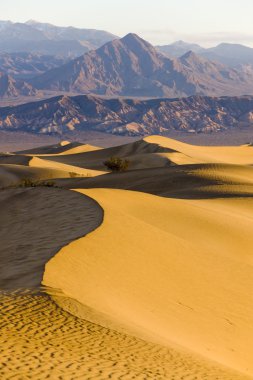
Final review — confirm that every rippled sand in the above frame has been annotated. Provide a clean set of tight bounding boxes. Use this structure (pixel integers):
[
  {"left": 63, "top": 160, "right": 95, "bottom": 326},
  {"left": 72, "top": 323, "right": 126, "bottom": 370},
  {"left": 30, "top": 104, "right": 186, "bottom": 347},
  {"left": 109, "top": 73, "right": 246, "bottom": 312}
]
[{"left": 0, "top": 290, "right": 249, "bottom": 380}]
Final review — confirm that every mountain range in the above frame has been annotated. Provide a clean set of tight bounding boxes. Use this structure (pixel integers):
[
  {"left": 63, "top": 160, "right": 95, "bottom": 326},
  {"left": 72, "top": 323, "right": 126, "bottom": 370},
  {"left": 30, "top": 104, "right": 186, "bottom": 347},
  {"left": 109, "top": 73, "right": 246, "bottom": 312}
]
[
  {"left": 0, "top": 20, "right": 117, "bottom": 57},
  {"left": 0, "top": 21, "right": 253, "bottom": 100},
  {"left": 30, "top": 33, "right": 253, "bottom": 98},
  {"left": 1, "top": 93, "right": 253, "bottom": 135},
  {"left": 158, "top": 41, "right": 253, "bottom": 68}
]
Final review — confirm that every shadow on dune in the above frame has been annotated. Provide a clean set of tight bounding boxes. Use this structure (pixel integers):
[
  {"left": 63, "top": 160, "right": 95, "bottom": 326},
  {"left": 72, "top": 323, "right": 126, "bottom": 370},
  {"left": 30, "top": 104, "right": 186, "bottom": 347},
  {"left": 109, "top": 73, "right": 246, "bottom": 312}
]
[
  {"left": 0, "top": 187, "right": 103, "bottom": 290},
  {"left": 54, "top": 164, "right": 253, "bottom": 200}
]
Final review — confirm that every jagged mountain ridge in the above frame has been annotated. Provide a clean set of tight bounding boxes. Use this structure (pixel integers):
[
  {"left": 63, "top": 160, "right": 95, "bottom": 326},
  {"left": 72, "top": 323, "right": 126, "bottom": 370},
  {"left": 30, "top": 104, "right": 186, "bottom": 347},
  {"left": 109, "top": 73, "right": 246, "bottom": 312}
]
[
  {"left": 30, "top": 33, "right": 253, "bottom": 97},
  {"left": 1, "top": 94, "right": 253, "bottom": 135}
]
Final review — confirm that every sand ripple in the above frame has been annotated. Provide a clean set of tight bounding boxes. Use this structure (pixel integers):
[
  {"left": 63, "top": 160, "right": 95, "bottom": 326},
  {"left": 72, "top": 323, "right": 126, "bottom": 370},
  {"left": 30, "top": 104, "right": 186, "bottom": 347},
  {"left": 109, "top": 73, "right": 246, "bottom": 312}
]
[{"left": 0, "top": 290, "right": 249, "bottom": 380}]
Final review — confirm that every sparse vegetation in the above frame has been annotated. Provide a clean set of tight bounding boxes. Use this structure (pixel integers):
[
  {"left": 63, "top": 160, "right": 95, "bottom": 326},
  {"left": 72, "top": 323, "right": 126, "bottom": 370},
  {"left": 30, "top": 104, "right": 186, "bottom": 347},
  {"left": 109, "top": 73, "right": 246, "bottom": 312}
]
[
  {"left": 69, "top": 172, "right": 79, "bottom": 178},
  {"left": 69, "top": 172, "right": 92, "bottom": 178},
  {"left": 104, "top": 157, "right": 129, "bottom": 172},
  {"left": 18, "top": 178, "right": 56, "bottom": 188}
]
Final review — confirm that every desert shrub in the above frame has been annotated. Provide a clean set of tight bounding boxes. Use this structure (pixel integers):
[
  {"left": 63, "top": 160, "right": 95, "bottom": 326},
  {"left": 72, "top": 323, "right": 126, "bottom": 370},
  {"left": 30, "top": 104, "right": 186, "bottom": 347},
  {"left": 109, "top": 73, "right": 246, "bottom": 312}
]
[
  {"left": 104, "top": 156, "right": 129, "bottom": 172},
  {"left": 18, "top": 178, "right": 56, "bottom": 188},
  {"left": 69, "top": 172, "right": 79, "bottom": 178}
]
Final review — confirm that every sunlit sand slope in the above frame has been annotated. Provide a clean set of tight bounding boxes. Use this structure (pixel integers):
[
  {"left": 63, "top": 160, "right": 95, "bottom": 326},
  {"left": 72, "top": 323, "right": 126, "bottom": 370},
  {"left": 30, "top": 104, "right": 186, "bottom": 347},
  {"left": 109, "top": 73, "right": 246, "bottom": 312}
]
[
  {"left": 0, "top": 291, "right": 249, "bottom": 380},
  {"left": 44, "top": 189, "right": 253, "bottom": 377},
  {"left": 0, "top": 187, "right": 103, "bottom": 289},
  {"left": 29, "top": 157, "right": 106, "bottom": 177},
  {"left": 144, "top": 135, "right": 253, "bottom": 165}
]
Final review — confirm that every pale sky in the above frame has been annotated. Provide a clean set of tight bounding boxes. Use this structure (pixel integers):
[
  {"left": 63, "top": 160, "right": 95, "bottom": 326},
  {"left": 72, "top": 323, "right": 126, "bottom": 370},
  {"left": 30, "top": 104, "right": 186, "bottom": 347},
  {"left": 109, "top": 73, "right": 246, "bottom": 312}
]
[{"left": 1, "top": 0, "right": 253, "bottom": 47}]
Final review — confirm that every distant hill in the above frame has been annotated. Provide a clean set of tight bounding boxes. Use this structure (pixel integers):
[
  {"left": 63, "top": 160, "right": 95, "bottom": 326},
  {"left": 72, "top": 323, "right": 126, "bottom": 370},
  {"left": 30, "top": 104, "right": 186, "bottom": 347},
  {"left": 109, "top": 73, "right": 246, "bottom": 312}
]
[
  {"left": 0, "top": 20, "right": 118, "bottom": 57},
  {"left": 0, "top": 72, "right": 38, "bottom": 98},
  {"left": 157, "top": 40, "right": 205, "bottom": 57},
  {"left": 1, "top": 93, "right": 253, "bottom": 135},
  {"left": 158, "top": 41, "right": 253, "bottom": 68},
  {"left": 31, "top": 33, "right": 253, "bottom": 98},
  {"left": 0, "top": 52, "right": 68, "bottom": 80},
  {"left": 202, "top": 43, "right": 253, "bottom": 67}
]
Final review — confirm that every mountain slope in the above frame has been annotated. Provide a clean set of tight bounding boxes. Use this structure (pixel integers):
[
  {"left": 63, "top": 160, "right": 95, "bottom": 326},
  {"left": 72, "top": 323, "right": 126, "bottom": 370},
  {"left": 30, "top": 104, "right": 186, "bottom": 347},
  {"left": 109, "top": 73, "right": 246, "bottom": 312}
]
[
  {"left": 1, "top": 94, "right": 253, "bottom": 135},
  {"left": 31, "top": 33, "right": 253, "bottom": 97}
]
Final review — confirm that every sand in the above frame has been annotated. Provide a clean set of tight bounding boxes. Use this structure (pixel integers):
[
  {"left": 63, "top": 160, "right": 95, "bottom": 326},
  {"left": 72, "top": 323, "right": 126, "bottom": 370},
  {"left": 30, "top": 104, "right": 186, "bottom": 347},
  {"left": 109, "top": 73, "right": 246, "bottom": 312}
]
[{"left": 1, "top": 135, "right": 253, "bottom": 379}]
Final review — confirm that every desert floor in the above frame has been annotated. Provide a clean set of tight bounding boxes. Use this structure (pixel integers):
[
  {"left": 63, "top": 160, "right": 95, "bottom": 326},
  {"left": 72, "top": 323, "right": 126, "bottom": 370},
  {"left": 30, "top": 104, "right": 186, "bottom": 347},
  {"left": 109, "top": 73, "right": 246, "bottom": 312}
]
[{"left": 1, "top": 135, "right": 253, "bottom": 379}]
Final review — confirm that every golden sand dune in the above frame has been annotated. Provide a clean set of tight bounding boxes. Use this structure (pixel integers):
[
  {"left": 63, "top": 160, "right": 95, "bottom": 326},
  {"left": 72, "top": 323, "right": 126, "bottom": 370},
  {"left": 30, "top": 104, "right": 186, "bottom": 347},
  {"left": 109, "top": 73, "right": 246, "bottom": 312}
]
[
  {"left": 33, "top": 135, "right": 253, "bottom": 174},
  {"left": 0, "top": 184, "right": 245, "bottom": 379},
  {"left": 38, "top": 139, "right": 174, "bottom": 171},
  {"left": 29, "top": 156, "right": 106, "bottom": 177},
  {"left": 44, "top": 188, "right": 253, "bottom": 377},
  {"left": 145, "top": 135, "right": 253, "bottom": 165}
]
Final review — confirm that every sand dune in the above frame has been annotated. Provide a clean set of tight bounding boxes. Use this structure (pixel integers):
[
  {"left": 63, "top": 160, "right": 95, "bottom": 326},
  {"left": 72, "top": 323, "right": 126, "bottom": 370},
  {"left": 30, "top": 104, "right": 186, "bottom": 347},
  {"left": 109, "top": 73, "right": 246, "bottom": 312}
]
[
  {"left": 1, "top": 135, "right": 253, "bottom": 379},
  {"left": 34, "top": 135, "right": 253, "bottom": 173},
  {"left": 37, "top": 139, "right": 174, "bottom": 171},
  {"left": 44, "top": 188, "right": 253, "bottom": 377},
  {"left": 145, "top": 135, "right": 253, "bottom": 165},
  {"left": 29, "top": 156, "right": 106, "bottom": 177}
]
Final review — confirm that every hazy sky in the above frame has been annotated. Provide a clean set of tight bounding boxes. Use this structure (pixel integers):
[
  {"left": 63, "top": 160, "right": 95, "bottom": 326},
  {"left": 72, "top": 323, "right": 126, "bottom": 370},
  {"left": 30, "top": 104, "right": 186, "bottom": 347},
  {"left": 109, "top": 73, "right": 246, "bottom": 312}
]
[{"left": 1, "top": 0, "right": 253, "bottom": 47}]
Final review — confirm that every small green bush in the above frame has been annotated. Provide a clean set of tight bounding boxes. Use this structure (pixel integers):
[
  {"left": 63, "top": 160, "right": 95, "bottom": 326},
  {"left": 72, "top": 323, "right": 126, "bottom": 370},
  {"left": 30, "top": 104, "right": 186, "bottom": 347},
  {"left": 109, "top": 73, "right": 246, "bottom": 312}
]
[{"left": 104, "top": 157, "right": 129, "bottom": 172}]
